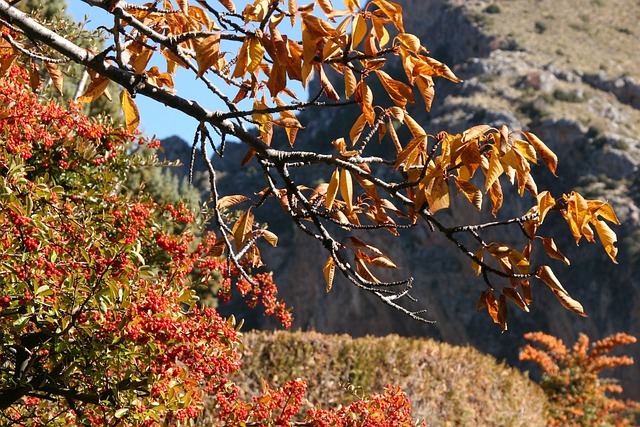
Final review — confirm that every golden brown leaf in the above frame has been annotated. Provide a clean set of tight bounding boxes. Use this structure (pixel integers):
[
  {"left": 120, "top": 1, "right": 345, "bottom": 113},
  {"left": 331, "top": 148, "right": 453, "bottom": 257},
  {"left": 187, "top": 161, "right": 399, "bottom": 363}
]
[
  {"left": 325, "top": 169, "right": 340, "bottom": 209},
  {"left": 403, "top": 113, "right": 426, "bottom": 138},
  {"left": 119, "top": 89, "right": 140, "bottom": 132},
  {"left": 415, "top": 75, "right": 434, "bottom": 112},
  {"left": 44, "top": 63, "right": 64, "bottom": 95},
  {"left": 216, "top": 195, "right": 251, "bottom": 210},
  {"left": 344, "top": 67, "right": 357, "bottom": 99},
  {"left": 195, "top": 34, "right": 221, "bottom": 77},
  {"left": 523, "top": 131, "right": 557, "bottom": 176},
  {"left": 538, "top": 237, "right": 570, "bottom": 265},
  {"left": 593, "top": 219, "right": 618, "bottom": 263},
  {"left": 454, "top": 178, "right": 482, "bottom": 211},
  {"left": 77, "top": 75, "right": 110, "bottom": 103},
  {"left": 471, "top": 248, "right": 484, "bottom": 276},
  {"left": 375, "top": 69, "right": 414, "bottom": 108},
  {"left": 484, "top": 148, "right": 504, "bottom": 193},
  {"left": 323, "top": 256, "right": 336, "bottom": 292},
  {"left": 339, "top": 168, "right": 354, "bottom": 212},
  {"left": 349, "top": 113, "right": 367, "bottom": 144},
  {"left": 372, "top": 0, "right": 404, "bottom": 32},
  {"left": 217, "top": 0, "right": 236, "bottom": 13},
  {"left": 261, "top": 229, "right": 278, "bottom": 247},
  {"left": 488, "top": 180, "right": 503, "bottom": 217},
  {"left": 351, "top": 13, "right": 367, "bottom": 48},
  {"left": 498, "top": 294, "right": 508, "bottom": 332},
  {"left": 536, "top": 265, "right": 587, "bottom": 317},
  {"left": 232, "top": 208, "right": 254, "bottom": 251}
]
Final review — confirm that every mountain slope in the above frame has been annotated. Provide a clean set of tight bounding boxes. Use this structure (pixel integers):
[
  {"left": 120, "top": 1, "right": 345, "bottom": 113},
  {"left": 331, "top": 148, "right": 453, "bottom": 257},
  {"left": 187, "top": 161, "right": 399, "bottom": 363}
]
[{"left": 160, "top": 0, "right": 640, "bottom": 397}]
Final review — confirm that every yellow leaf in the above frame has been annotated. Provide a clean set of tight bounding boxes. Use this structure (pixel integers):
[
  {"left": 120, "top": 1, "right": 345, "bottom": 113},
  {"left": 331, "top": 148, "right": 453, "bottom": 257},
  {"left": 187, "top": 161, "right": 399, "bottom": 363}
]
[
  {"left": 356, "top": 81, "right": 375, "bottom": 125},
  {"left": 247, "top": 37, "right": 264, "bottom": 74},
  {"left": 366, "top": 255, "right": 398, "bottom": 269},
  {"left": 589, "top": 200, "right": 620, "bottom": 225},
  {"left": 323, "top": 256, "right": 336, "bottom": 292},
  {"left": 77, "top": 76, "right": 110, "bottom": 103},
  {"left": 396, "top": 33, "right": 422, "bottom": 52},
  {"left": 394, "top": 136, "right": 426, "bottom": 171},
  {"left": 426, "top": 175, "right": 450, "bottom": 214},
  {"left": 119, "top": 89, "right": 140, "bottom": 131},
  {"left": 44, "top": 63, "right": 64, "bottom": 95},
  {"left": 351, "top": 14, "right": 367, "bottom": 48},
  {"left": 288, "top": 0, "right": 297, "bottom": 26},
  {"left": 523, "top": 131, "right": 557, "bottom": 176},
  {"left": 593, "top": 219, "right": 618, "bottom": 263},
  {"left": 463, "top": 125, "right": 491, "bottom": 143},
  {"left": 262, "top": 229, "right": 278, "bottom": 247},
  {"left": 339, "top": 168, "right": 353, "bottom": 212},
  {"left": 471, "top": 248, "right": 484, "bottom": 276},
  {"left": 325, "top": 169, "right": 340, "bottom": 209}
]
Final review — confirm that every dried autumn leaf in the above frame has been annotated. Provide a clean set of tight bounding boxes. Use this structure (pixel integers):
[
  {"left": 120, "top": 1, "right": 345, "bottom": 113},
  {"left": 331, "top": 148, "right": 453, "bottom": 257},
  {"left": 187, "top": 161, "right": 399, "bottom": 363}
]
[
  {"left": 344, "top": 66, "right": 357, "bottom": 99},
  {"left": 316, "top": 0, "right": 333, "bottom": 14},
  {"left": 339, "top": 168, "right": 354, "bottom": 212},
  {"left": 177, "top": 0, "right": 189, "bottom": 14},
  {"left": 349, "top": 113, "right": 367, "bottom": 144},
  {"left": 498, "top": 294, "right": 508, "bottom": 332},
  {"left": 216, "top": 195, "right": 251, "bottom": 210},
  {"left": 77, "top": 76, "right": 110, "bottom": 103},
  {"left": 523, "top": 131, "right": 557, "bottom": 176},
  {"left": 375, "top": 69, "right": 414, "bottom": 107},
  {"left": 119, "top": 89, "right": 140, "bottom": 131},
  {"left": 232, "top": 208, "right": 254, "bottom": 251},
  {"left": 366, "top": 254, "right": 399, "bottom": 269},
  {"left": 536, "top": 265, "right": 587, "bottom": 317},
  {"left": 372, "top": 0, "right": 404, "bottom": 32},
  {"left": 355, "top": 255, "right": 380, "bottom": 283},
  {"left": 217, "top": 0, "right": 236, "bottom": 13},
  {"left": 484, "top": 148, "right": 504, "bottom": 193},
  {"left": 593, "top": 219, "right": 618, "bottom": 263},
  {"left": 538, "top": 237, "right": 570, "bottom": 265},
  {"left": 471, "top": 248, "right": 484, "bottom": 276},
  {"left": 44, "top": 63, "right": 64, "bottom": 95},
  {"left": 195, "top": 34, "right": 221, "bottom": 77},
  {"left": 351, "top": 13, "right": 367, "bottom": 48},
  {"left": 454, "top": 178, "right": 482, "bottom": 211},
  {"left": 325, "top": 169, "right": 340, "bottom": 209},
  {"left": 503, "top": 287, "right": 529, "bottom": 313},
  {"left": 247, "top": 37, "right": 264, "bottom": 74},
  {"left": 261, "top": 229, "right": 278, "bottom": 247},
  {"left": 323, "top": 256, "right": 336, "bottom": 292}
]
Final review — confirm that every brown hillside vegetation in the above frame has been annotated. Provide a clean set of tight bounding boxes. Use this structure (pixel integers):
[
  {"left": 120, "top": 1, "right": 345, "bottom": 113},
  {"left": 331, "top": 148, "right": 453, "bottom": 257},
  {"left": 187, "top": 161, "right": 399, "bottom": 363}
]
[{"left": 199, "top": 331, "right": 548, "bottom": 426}]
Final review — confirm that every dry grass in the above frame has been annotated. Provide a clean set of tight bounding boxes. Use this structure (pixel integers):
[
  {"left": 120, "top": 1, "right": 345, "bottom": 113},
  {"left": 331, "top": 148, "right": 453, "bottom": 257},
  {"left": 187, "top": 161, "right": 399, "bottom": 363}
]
[
  {"left": 468, "top": 0, "right": 640, "bottom": 79},
  {"left": 207, "top": 331, "right": 548, "bottom": 427}
]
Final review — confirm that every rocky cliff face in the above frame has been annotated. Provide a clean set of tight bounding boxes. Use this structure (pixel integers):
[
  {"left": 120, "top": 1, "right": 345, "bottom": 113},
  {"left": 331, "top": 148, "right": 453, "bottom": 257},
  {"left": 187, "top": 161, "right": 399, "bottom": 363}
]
[{"left": 161, "top": 0, "right": 640, "bottom": 397}]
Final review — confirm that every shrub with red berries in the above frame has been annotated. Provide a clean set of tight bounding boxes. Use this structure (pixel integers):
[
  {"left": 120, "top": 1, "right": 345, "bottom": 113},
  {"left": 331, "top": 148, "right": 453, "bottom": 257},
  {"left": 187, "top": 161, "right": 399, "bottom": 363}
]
[{"left": 0, "top": 64, "right": 419, "bottom": 426}]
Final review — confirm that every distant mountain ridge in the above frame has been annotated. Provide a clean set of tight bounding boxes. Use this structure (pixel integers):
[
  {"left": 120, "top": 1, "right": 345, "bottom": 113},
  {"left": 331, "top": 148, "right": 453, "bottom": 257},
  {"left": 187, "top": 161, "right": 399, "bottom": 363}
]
[{"left": 160, "top": 0, "right": 640, "bottom": 398}]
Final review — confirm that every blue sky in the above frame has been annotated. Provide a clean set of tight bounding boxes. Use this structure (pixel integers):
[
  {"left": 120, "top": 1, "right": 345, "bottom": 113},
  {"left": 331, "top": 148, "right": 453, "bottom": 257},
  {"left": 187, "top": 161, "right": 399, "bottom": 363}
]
[{"left": 66, "top": 0, "right": 348, "bottom": 142}]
